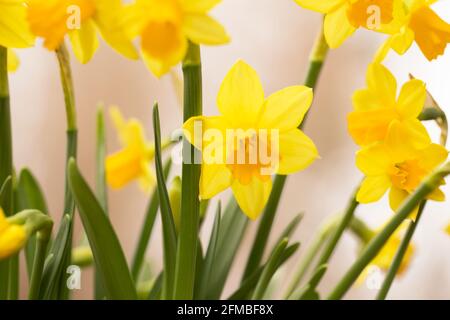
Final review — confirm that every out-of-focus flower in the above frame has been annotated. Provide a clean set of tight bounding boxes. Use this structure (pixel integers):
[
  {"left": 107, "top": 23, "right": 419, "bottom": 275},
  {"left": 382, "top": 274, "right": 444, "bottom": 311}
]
[
  {"left": 348, "top": 63, "right": 430, "bottom": 148},
  {"left": 0, "top": 208, "right": 27, "bottom": 261},
  {"left": 27, "top": 0, "right": 138, "bottom": 63},
  {"left": 356, "top": 126, "right": 448, "bottom": 211},
  {"left": 294, "top": 0, "right": 402, "bottom": 48},
  {"left": 0, "top": 0, "right": 35, "bottom": 48},
  {"left": 105, "top": 107, "right": 157, "bottom": 193},
  {"left": 445, "top": 223, "right": 450, "bottom": 235},
  {"left": 123, "top": 0, "right": 230, "bottom": 77},
  {"left": 183, "top": 60, "right": 318, "bottom": 219},
  {"left": 376, "top": 0, "right": 450, "bottom": 61},
  {"left": 7, "top": 49, "right": 19, "bottom": 72}
]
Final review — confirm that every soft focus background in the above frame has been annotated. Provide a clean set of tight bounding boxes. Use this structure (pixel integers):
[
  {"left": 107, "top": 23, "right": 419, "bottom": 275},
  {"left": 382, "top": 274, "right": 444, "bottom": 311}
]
[{"left": 10, "top": 0, "right": 450, "bottom": 299}]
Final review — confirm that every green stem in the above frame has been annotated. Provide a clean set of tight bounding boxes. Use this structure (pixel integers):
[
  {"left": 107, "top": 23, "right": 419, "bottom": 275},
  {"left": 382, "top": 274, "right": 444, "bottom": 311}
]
[
  {"left": 314, "top": 187, "right": 359, "bottom": 269},
  {"left": 349, "top": 216, "right": 376, "bottom": 244},
  {"left": 241, "top": 26, "right": 328, "bottom": 281},
  {"left": 55, "top": 42, "right": 77, "bottom": 300},
  {"left": 376, "top": 202, "right": 426, "bottom": 300},
  {"left": 0, "top": 46, "right": 14, "bottom": 299},
  {"left": 173, "top": 43, "right": 202, "bottom": 299},
  {"left": 328, "top": 163, "right": 450, "bottom": 299},
  {"left": 284, "top": 214, "right": 340, "bottom": 298}
]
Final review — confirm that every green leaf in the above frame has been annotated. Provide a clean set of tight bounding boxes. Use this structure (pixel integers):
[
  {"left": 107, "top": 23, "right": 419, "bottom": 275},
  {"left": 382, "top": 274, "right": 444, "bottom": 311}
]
[
  {"left": 148, "top": 273, "right": 163, "bottom": 300},
  {"left": 196, "top": 202, "right": 221, "bottom": 299},
  {"left": 16, "top": 168, "right": 50, "bottom": 277},
  {"left": 275, "top": 213, "right": 303, "bottom": 246},
  {"left": 68, "top": 159, "right": 137, "bottom": 299},
  {"left": 252, "top": 238, "right": 289, "bottom": 300},
  {"left": 38, "top": 214, "right": 72, "bottom": 299},
  {"left": 205, "top": 200, "right": 248, "bottom": 299},
  {"left": 292, "top": 264, "right": 327, "bottom": 300},
  {"left": 0, "top": 175, "right": 11, "bottom": 206},
  {"left": 228, "top": 242, "right": 299, "bottom": 300},
  {"left": 131, "top": 159, "right": 172, "bottom": 280},
  {"left": 152, "top": 104, "right": 177, "bottom": 299}
]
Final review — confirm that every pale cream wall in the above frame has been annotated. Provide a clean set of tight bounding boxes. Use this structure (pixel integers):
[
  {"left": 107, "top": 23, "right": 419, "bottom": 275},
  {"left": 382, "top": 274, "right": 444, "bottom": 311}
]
[{"left": 10, "top": 0, "right": 450, "bottom": 299}]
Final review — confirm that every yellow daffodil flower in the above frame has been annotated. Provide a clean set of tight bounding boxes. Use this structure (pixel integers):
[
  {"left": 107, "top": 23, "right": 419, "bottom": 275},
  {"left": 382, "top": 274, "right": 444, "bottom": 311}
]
[
  {"left": 183, "top": 60, "right": 319, "bottom": 219},
  {"left": 294, "top": 0, "right": 402, "bottom": 48},
  {"left": 376, "top": 0, "right": 450, "bottom": 61},
  {"left": 7, "top": 49, "right": 19, "bottom": 72},
  {"left": 356, "top": 124, "right": 448, "bottom": 211},
  {"left": 348, "top": 63, "right": 430, "bottom": 149},
  {"left": 123, "top": 0, "right": 230, "bottom": 77},
  {"left": 27, "top": 0, "right": 138, "bottom": 63},
  {"left": 446, "top": 223, "right": 450, "bottom": 235},
  {"left": 0, "top": 0, "right": 34, "bottom": 48},
  {"left": 0, "top": 208, "right": 27, "bottom": 260},
  {"left": 358, "top": 222, "right": 415, "bottom": 284},
  {"left": 105, "top": 107, "right": 157, "bottom": 193}
]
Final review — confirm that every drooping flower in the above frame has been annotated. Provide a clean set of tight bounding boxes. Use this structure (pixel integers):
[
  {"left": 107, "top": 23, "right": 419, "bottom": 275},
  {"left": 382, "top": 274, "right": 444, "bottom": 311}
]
[
  {"left": 27, "top": 0, "right": 138, "bottom": 63},
  {"left": 0, "top": 208, "right": 27, "bottom": 260},
  {"left": 358, "top": 221, "right": 415, "bottom": 283},
  {"left": 0, "top": 0, "right": 35, "bottom": 48},
  {"left": 348, "top": 63, "right": 430, "bottom": 149},
  {"left": 375, "top": 0, "right": 450, "bottom": 61},
  {"left": 183, "top": 60, "right": 319, "bottom": 219},
  {"left": 105, "top": 107, "right": 157, "bottom": 193},
  {"left": 123, "top": 0, "right": 230, "bottom": 77},
  {"left": 356, "top": 123, "right": 448, "bottom": 211},
  {"left": 294, "top": 0, "right": 402, "bottom": 48}
]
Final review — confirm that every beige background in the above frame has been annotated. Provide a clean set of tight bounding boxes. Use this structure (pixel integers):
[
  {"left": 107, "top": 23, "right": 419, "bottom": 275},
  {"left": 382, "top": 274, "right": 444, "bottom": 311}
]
[{"left": 10, "top": 0, "right": 450, "bottom": 299}]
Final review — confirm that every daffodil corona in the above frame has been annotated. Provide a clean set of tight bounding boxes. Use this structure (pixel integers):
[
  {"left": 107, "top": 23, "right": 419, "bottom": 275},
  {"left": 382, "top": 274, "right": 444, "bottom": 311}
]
[
  {"left": 294, "top": 0, "right": 400, "bottom": 48},
  {"left": 183, "top": 60, "right": 319, "bottom": 219},
  {"left": 348, "top": 63, "right": 430, "bottom": 148},
  {"left": 105, "top": 107, "right": 157, "bottom": 193},
  {"left": 27, "top": 0, "right": 138, "bottom": 63},
  {"left": 376, "top": 0, "right": 450, "bottom": 61},
  {"left": 124, "top": 0, "right": 230, "bottom": 77},
  {"left": 0, "top": 208, "right": 27, "bottom": 260}
]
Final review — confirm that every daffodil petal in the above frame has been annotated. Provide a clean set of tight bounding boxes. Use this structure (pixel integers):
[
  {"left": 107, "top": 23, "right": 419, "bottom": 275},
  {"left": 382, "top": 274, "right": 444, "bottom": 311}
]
[
  {"left": 324, "top": 4, "right": 356, "bottom": 48},
  {"left": 183, "top": 13, "right": 229, "bottom": 45},
  {"left": 231, "top": 177, "right": 272, "bottom": 220},
  {"left": 294, "top": 0, "right": 345, "bottom": 13},
  {"left": 277, "top": 128, "right": 318, "bottom": 175},
  {"left": 105, "top": 146, "right": 145, "bottom": 189},
  {"left": 385, "top": 119, "right": 431, "bottom": 161},
  {"left": 396, "top": 79, "right": 426, "bottom": 119},
  {"left": 352, "top": 89, "right": 382, "bottom": 111},
  {"left": 347, "top": 108, "right": 396, "bottom": 146},
  {"left": 0, "top": 0, "right": 34, "bottom": 48},
  {"left": 200, "top": 164, "right": 232, "bottom": 199},
  {"left": 180, "top": 0, "right": 221, "bottom": 13},
  {"left": 389, "top": 187, "right": 409, "bottom": 211},
  {"left": 0, "top": 224, "right": 27, "bottom": 260},
  {"left": 356, "top": 175, "right": 390, "bottom": 203},
  {"left": 183, "top": 115, "right": 227, "bottom": 150},
  {"left": 69, "top": 20, "right": 99, "bottom": 64},
  {"left": 427, "top": 187, "right": 445, "bottom": 201},
  {"left": 366, "top": 63, "right": 397, "bottom": 107},
  {"left": 259, "top": 86, "right": 313, "bottom": 131},
  {"left": 217, "top": 60, "right": 265, "bottom": 127},
  {"left": 418, "top": 143, "right": 449, "bottom": 171},
  {"left": 356, "top": 144, "right": 391, "bottom": 175},
  {"left": 7, "top": 49, "right": 19, "bottom": 72}
]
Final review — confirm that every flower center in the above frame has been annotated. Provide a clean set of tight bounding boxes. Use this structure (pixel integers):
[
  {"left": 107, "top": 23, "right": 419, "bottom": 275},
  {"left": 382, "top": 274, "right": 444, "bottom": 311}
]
[
  {"left": 140, "top": 0, "right": 184, "bottom": 59},
  {"left": 389, "top": 159, "right": 427, "bottom": 192},
  {"left": 226, "top": 130, "right": 279, "bottom": 185},
  {"left": 27, "top": 0, "right": 96, "bottom": 50},
  {"left": 347, "top": 0, "right": 394, "bottom": 29}
]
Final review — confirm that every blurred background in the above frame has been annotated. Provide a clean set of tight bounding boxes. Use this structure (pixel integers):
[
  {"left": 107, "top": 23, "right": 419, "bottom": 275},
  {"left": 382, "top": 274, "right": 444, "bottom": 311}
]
[{"left": 9, "top": 0, "right": 450, "bottom": 299}]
